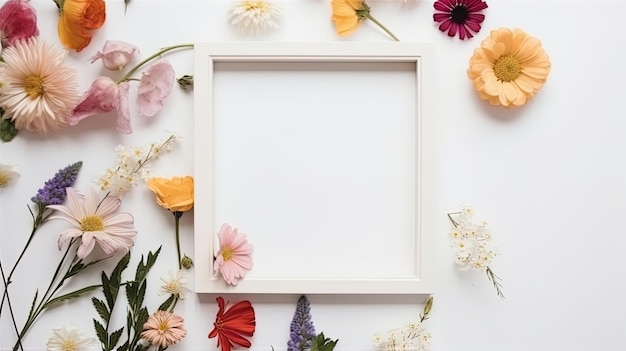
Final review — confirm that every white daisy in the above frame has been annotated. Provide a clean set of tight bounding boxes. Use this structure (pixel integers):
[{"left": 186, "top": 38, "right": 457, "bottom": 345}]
[
  {"left": 0, "top": 37, "right": 79, "bottom": 135},
  {"left": 0, "top": 163, "right": 19, "bottom": 188},
  {"left": 46, "top": 325, "right": 97, "bottom": 351},
  {"left": 159, "top": 269, "right": 189, "bottom": 299},
  {"left": 230, "top": 0, "right": 279, "bottom": 36},
  {"left": 47, "top": 188, "right": 137, "bottom": 259}
]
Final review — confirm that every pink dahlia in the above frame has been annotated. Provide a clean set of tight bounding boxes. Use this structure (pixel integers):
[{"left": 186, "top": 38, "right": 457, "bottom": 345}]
[{"left": 433, "top": 0, "right": 488, "bottom": 40}]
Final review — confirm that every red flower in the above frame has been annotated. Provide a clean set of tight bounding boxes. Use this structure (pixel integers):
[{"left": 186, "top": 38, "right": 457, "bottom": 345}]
[
  {"left": 208, "top": 297, "right": 256, "bottom": 351},
  {"left": 433, "top": 0, "right": 488, "bottom": 40},
  {"left": 0, "top": 0, "right": 39, "bottom": 47}
]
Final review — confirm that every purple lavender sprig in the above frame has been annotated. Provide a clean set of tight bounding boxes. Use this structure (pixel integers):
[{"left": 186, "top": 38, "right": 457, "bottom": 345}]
[
  {"left": 288, "top": 295, "right": 316, "bottom": 351},
  {"left": 31, "top": 161, "right": 83, "bottom": 206}
]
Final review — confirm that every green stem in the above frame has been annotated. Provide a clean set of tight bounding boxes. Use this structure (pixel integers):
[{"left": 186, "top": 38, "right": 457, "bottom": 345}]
[
  {"left": 366, "top": 14, "right": 399, "bottom": 42},
  {"left": 12, "top": 239, "right": 77, "bottom": 351},
  {"left": 174, "top": 212, "right": 183, "bottom": 269},
  {"left": 115, "top": 44, "right": 194, "bottom": 84},
  {"left": 0, "top": 260, "right": 23, "bottom": 351}
]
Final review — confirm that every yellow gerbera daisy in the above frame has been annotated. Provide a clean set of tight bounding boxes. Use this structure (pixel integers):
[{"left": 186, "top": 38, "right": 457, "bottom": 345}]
[{"left": 467, "top": 27, "right": 551, "bottom": 108}]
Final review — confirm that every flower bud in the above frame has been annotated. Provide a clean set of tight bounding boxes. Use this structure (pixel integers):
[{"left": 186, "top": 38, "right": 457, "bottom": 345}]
[
  {"left": 90, "top": 40, "right": 139, "bottom": 71},
  {"left": 181, "top": 255, "right": 194, "bottom": 269},
  {"left": 177, "top": 75, "right": 193, "bottom": 90}
]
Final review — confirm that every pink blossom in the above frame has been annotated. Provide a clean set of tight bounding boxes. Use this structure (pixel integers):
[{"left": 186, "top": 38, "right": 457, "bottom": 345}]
[
  {"left": 0, "top": 0, "right": 38, "bottom": 47},
  {"left": 69, "top": 77, "right": 133, "bottom": 134},
  {"left": 90, "top": 40, "right": 139, "bottom": 71},
  {"left": 137, "top": 60, "right": 175, "bottom": 117},
  {"left": 214, "top": 223, "right": 253, "bottom": 285}
]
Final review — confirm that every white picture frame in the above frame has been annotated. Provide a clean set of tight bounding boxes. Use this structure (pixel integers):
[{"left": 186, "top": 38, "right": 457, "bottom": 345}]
[{"left": 193, "top": 42, "right": 436, "bottom": 297}]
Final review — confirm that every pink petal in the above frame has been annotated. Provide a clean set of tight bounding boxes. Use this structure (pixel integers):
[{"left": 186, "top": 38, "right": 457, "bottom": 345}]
[
  {"left": 137, "top": 60, "right": 175, "bottom": 117},
  {"left": 77, "top": 232, "right": 97, "bottom": 259},
  {"left": 70, "top": 77, "right": 119, "bottom": 125},
  {"left": 0, "top": 0, "right": 38, "bottom": 47},
  {"left": 116, "top": 82, "right": 132, "bottom": 134},
  {"left": 90, "top": 40, "right": 139, "bottom": 71}
]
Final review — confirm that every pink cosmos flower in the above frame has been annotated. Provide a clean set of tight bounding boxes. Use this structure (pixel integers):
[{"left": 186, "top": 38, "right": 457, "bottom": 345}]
[
  {"left": 90, "top": 40, "right": 139, "bottom": 71},
  {"left": 48, "top": 187, "right": 137, "bottom": 259},
  {"left": 215, "top": 224, "right": 253, "bottom": 285},
  {"left": 0, "top": 0, "right": 39, "bottom": 47},
  {"left": 69, "top": 77, "right": 133, "bottom": 134},
  {"left": 137, "top": 60, "right": 175, "bottom": 117}
]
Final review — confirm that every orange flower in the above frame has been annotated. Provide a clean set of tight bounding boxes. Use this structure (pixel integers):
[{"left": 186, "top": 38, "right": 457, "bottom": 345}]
[
  {"left": 331, "top": 0, "right": 364, "bottom": 36},
  {"left": 146, "top": 176, "right": 194, "bottom": 213},
  {"left": 56, "top": 0, "right": 106, "bottom": 52},
  {"left": 330, "top": 0, "right": 399, "bottom": 41},
  {"left": 208, "top": 297, "right": 256, "bottom": 351},
  {"left": 467, "top": 28, "right": 551, "bottom": 108}
]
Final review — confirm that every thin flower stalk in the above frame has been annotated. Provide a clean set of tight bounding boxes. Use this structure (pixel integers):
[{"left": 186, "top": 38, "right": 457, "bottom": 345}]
[
  {"left": 115, "top": 44, "right": 194, "bottom": 84},
  {"left": 366, "top": 13, "right": 399, "bottom": 41}
]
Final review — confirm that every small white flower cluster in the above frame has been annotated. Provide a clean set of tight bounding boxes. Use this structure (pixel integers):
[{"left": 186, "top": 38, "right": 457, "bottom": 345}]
[
  {"left": 374, "top": 322, "right": 431, "bottom": 351},
  {"left": 95, "top": 133, "right": 178, "bottom": 196},
  {"left": 448, "top": 206, "right": 499, "bottom": 271}
]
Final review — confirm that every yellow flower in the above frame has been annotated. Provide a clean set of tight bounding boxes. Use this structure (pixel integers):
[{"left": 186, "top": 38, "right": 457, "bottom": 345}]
[
  {"left": 330, "top": 0, "right": 399, "bottom": 41},
  {"left": 146, "top": 176, "right": 194, "bottom": 212},
  {"left": 467, "top": 27, "right": 551, "bottom": 108},
  {"left": 56, "top": 0, "right": 106, "bottom": 52}
]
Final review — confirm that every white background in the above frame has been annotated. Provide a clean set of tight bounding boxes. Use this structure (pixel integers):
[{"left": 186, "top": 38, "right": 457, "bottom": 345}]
[{"left": 1, "top": 0, "right": 625, "bottom": 350}]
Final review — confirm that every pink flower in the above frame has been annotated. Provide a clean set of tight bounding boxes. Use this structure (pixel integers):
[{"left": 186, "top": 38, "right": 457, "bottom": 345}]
[
  {"left": 137, "top": 60, "right": 175, "bottom": 117},
  {"left": 48, "top": 187, "right": 137, "bottom": 259},
  {"left": 0, "top": 0, "right": 38, "bottom": 47},
  {"left": 90, "top": 40, "right": 139, "bottom": 71},
  {"left": 215, "top": 224, "right": 253, "bottom": 285},
  {"left": 69, "top": 77, "right": 133, "bottom": 134}
]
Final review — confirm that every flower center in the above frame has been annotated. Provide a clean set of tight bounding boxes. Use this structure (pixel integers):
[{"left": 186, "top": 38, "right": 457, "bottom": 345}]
[
  {"left": 157, "top": 320, "right": 169, "bottom": 333},
  {"left": 0, "top": 173, "right": 8, "bottom": 187},
  {"left": 221, "top": 247, "right": 233, "bottom": 261},
  {"left": 243, "top": 1, "right": 269, "bottom": 10},
  {"left": 450, "top": 5, "right": 469, "bottom": 23},
  {"left": 61, "top": 339, "right": 77, "bottom": 351},
  {"left": 24, "top": 75, "right": 44, "bottom": 99},
  {"left": 80, "top": 215, "right": 104, "bottom": 232},
  {"left": 493, "top": 55, "right": 521, "bottom": 82},
  {"left": 164, "top": 281, "right": 181, "bottom": 295}
]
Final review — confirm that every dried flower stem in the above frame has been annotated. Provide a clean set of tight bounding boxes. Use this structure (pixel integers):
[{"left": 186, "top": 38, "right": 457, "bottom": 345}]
[
  {"left": 366, "top": 14, "right": 399, "bottom": 41},
  {"left": 116, "top": 44, "right": 194, "bottom": 84},
  {"left": 174, "top": 212, "right": 183, "bottom": 269},
  {"left": 486, "top": 267, "right": 505, "bottom": 299}
]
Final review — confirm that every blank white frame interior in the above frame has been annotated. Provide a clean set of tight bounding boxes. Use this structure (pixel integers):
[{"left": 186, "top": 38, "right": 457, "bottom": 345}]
[{"left": 194, "top": 42, "right": 436, "bottom": 296}]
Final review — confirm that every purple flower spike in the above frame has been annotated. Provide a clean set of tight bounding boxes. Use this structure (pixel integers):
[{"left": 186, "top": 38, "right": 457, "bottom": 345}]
[
  {"left": 288, "top": 295, "right": 316, "bottom": 351},
  {"left": 31, "top": 161, "right": 83, "bottom": 206}
]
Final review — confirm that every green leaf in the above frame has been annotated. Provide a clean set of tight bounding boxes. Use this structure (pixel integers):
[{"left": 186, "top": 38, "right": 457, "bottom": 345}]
[
  {"left": 65, "top": 262, "right": 85, "bottom": 278},
  {"left": 311, "top": 333, "right": 339, "bottom": 351},
  {"left": 136, "top": 281, "right": 146, "bottom": 309},
  {"left": 27, "top": 290, "right": 38, "bottom": 318},
  {"left": 117, "top": 340, "right": 129, "bottom": 351},
  {"left": 134, "top": 307, "right": 149, "bottom": 332},
  {"left": 92, "top": 297, "right": 110, "bottom": 322},
  {"left": 93, "top": 319, "right": 108, "bottom": 345},
  {"left": 157, "top": 295, "right": 175, "bottom": 312},
  {"left": 43, "top": 285, "right": 101, "bottom": 310},
  {"left": 102, "top": 272, "right": 114, "bottom": 310},
  {"left": 109, "top": 327, "right": 124, "bottom": 348}
]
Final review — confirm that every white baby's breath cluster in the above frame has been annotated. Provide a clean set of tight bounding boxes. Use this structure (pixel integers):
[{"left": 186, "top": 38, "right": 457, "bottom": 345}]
[
  {"left": 374, "top": 324, "right": 431, "bottom": 351},
  {"left": 374, "top": 297, "right": 433, "bottom": 351},
  {"left": 448, "top": 206, "right": 498, "bottom": 271},
  {"left": 448, "top": 206, "right": 504, "bottom": 298},
  {"left": 95, "top": 133, "right": 178, "bottom": 196}
]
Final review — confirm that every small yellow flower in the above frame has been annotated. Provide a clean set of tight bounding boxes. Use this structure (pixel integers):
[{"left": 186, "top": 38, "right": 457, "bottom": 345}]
[{"left": 146, "top": 176, "right": 194, "bottom": 212}]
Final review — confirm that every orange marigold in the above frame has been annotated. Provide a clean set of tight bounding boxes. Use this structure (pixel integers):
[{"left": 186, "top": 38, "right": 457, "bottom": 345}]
[
  {"left": 55, "top": 0, "right": 106, "bottom": 52},
  {"left": 467, "top": 27, "right": 551, "bottom": 108},
  {"left": 330, "top": 0, "right": 399, "bottom": 41}
]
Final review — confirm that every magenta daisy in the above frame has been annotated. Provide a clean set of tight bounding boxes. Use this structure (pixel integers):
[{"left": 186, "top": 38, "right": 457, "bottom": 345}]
[
  {"left": 433, "top": 0, "right": 488, "bottom": 40},
  {"left": 48, "top": 187, "right": 137, "bottom": 259},
  {"left": 214, "top": 223, "right": 253, "bottom": 285}
]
